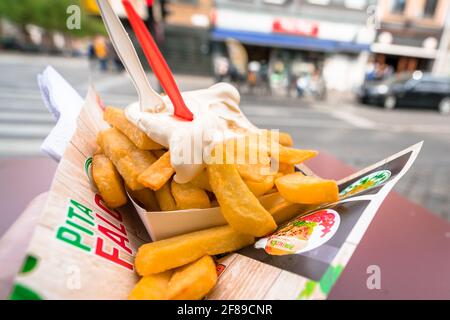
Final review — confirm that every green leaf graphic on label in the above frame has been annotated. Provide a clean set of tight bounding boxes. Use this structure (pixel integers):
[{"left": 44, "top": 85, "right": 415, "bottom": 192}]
[
  {"left": 297, "top": 280, "right": 317, "bottom": 299},
  {"left": 319, "top": 264, "right": 344, "bottom": 295},
  {"left": 20, "top": 254, "right": 38, "bottom": 274},
  {"left": 340, "top": 170, "right": 391, "bottom": 197},
  {"left": 292, "top": 220, "right": 317, "bottom": 228},
  {"left": 85, "top": 157, "right": 93, "bottom": 184},
  {"left": 9, "top": 283, "right": 42, "bottom": 300}
]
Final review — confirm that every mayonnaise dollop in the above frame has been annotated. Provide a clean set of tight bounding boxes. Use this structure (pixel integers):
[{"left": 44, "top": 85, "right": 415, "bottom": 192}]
[{"left": 125, "top": 82, "right": 260, "bottom": 183}]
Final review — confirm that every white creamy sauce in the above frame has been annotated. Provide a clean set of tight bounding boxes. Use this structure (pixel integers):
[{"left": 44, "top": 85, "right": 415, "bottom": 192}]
[{"left": 125, "top": 82, "right": 260, "bottom": 183}]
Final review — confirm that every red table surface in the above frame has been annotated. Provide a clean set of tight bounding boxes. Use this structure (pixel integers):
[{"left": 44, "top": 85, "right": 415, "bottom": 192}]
[{"left": 1, "top": 154, "right": 449, "bottom": 299}]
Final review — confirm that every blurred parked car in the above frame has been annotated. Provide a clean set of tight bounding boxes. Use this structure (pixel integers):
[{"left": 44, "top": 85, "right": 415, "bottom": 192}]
[{"left": 357, "top": 71, "right": 450, "bottom": 115}]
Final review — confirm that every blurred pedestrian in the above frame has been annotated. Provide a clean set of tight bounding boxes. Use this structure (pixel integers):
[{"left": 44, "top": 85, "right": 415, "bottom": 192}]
[
  {"left": 296, "top": 75, "right": 306, "bottom": 97},
  {"left": 146, "top": 0, "right": 166, "bottom": 45},
  {"left": 87, "top": 41, "right": 96, "bottom": 70},
  {"left": 107, "top": 40, "right": 123, "bottom": 72},
  {"left": 145, "top": 0, "right": 156, "bottom": 37},
  {"left": 93, "top": 36, "right": 108, "bottom": 72},
  {"left": 213, "top": 56, "right": 229, "bottom": 82},
  {"left": 380, "top": 64, "right": 394, "bottom": 80},
  {"left": 310, "top": 69, "right": 326, "bottom": 100},
  {"left": 247, "top": 61, "right": 261, "bottom": 94},
  {"left": 259, "top": 61, "right": 271, "bottom": 95}
]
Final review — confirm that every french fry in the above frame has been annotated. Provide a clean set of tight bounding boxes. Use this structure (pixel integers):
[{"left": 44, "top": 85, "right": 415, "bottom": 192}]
[
  {"left": 98, "top": 127, "right": 135, "bottom": 161},
  {"left": 138, "top": 151, "right": 174, "bottom": 191},
  {"left": 244, "top": 175, "right": 274, "bottom": 197},
  {"left": 264, "top": 187, "right": 277, "bottom": 195},
  {"left": 278, "top": 132, "right": 293, "bottom": 147},
  {"left": 274, "top": 172, "right": 285, "bottom": 180},
  {"left": 190, "top": 169, "right": 212, "bottom": 192},
  {"left": 211, "top": 135, "right": 271, "bottom": 166},
  {"left": 265, "top": 130, "right": 293, "bottom": 147},
  {"left": 236, "top": 162, "right": 273, "bottom": 182},
  {"left": 128, "top": 271, "right": 172, "bottom": 300},
  {"left": 229, "top": 135, "right": 274, "bottom": 182},
  {"left": 167, "top": 255, "right": 217, "bottom": 300},
  {"left": 155, "top": 182, "right": 177, "bottom": 211},
  {"left": 278, "top": 162, "right": 295, "bottom": 175},
  {"left": 94, "top": 146, "right": 103, "bottom": 155},
  {"left": 104, "top": 106, "right": 163, "bottom": 150},
  {"left": 269, "top": 199, "right": 314, "bottom": 225},
  {"left": 275, "top": 173, "right": 339, "bottom": 204},
  {"left": 207, "top": 163, "right": 277, "bottom": 237},
  {"left": 135, "top": 225, "right": 254, "bottom": 275},
  {"left": 128, "top": 188, "right": 160, "bottom": 211},
  {"left": 152, "top": 149, "right": 167, "bottom": 159},
  {"left": 272, "top": 146, "right": 318, "bottom": 165},
  {"left": 92, "top": 154, "right": 127, "bottom": 208},
  {"left": 171, "top": 181, "right": 211, "bottom": 210},
  {"left": 98, "top": 128, "right": 157, "bottom": 190}
]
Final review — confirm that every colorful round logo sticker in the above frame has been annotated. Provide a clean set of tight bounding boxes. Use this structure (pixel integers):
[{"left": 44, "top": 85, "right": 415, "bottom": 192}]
[
  {"left": 339, "top": 169, "right": 391, "bottom": 198},
  {"left": 255, "top": 209, "right": 340, "bottom": 256}
]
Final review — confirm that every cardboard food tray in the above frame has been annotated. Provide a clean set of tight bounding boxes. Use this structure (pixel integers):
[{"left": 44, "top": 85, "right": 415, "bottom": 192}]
[{"left": 9, "top": 88, "right": 422, "bottom": 300}]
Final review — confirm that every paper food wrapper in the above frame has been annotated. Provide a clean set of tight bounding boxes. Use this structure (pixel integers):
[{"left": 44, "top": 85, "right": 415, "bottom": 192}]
[
  {"left": 9, "top": 88, "right": 422, "bottom": 300},
  {"left": 132, "top": 192, "right": 288, "bottom": 241}
]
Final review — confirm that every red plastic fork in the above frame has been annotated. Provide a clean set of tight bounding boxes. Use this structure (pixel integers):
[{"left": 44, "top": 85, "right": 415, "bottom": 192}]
[{"left": 122, "top": 0, "right": 194, "bottom": 121}]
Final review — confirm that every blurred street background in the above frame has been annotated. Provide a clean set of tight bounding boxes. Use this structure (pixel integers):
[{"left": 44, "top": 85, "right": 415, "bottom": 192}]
[{"left": 0, "top": 0, "right": 449, "bottom": 221}]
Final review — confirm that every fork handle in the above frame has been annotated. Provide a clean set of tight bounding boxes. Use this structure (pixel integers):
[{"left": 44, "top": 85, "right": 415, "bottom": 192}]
[{"left": 96, "top": 0, "right": 163, "bottom": 111}]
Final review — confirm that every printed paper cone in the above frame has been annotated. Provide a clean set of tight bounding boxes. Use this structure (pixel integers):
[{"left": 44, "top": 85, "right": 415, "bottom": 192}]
[{"left": 9, "top": 86, "right": 422, "bottom": 300}]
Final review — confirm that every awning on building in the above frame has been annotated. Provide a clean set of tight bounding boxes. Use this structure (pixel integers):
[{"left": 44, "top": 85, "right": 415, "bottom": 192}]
[
  {"left": 211, "top": 28, "right": 370, "bottom": 53},
  {"left": 371, "top": 43, "right": 437, "bottom": 59}
]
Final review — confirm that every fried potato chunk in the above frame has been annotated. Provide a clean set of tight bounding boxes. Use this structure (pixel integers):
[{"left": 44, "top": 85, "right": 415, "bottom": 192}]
[
  {"left": 137, "top": 151, "right": 174, "bottom": 191},
  {"left": 244, "top": 175, "right": 274, "bottom": 197},
  {"left": 236, "top": 162, "right": 273, "bottom": 182},
  {"left": 272, "top": 146, "right": 318, "bottom": 165},
  {"left": 155, "top": 182, "right": 177, "bottom": 211},
  {"left": 269, "top": 199, "right": 315, "bottom": 225},
  {"left": 115, "top": 152, "right": 157, "bottom": 190},
  {"left": 278, "top": 162, "right": 295, "bottom": 175},
  {"left": 207, "top": 163, "right": 277, "bottom": 237},
  {"left": 128, "top": 188, "right": 160, "bottom": 211},
  {"left": 211, "top": 135, "right": 271, "bottom": 166},
  {"left": 275, "top": 173, "right": 339, "bottom": 204},
  {"left": 93, "top": 146, "right": 103, "bottom": 155},
  {"left": 152, "top": 149, "right": 167, "bottom": 159},
  {"left": 104, "top": 106, "right": 163, "bottom": 150},
  {"left": 98, "top": 127, "right": 135, "bottom": 161},
  {"left": 171, "top": 181, "right": 211, "bottom": 210},
  {"left": 265, "top": 130, "right": 293, "bottom": 147},
  {"left": 189, "top": 169, "right": 212, "bottom": 192},
  {"left": 92, "top": 154, "right": 127, "bottom": 208},
  {"left": 97, "top": 128, "right": 157, "bottom": 190},
  {"left": 278, "top": 132, "right": 293, "bottom": 147},
  {"left": 128, "top": 271, "right": 172, "bottom": 300},
  {"left": 167, "top": 256, "right": 217, "bottom": 300},
  {"left": 135, "top": 225, "right": 254, "bottom": 275}
]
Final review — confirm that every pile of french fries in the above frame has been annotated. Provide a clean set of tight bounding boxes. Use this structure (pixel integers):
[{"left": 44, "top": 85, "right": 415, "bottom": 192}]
[{"left": 92, "top": 106, "right": 339, "bottom": 300}]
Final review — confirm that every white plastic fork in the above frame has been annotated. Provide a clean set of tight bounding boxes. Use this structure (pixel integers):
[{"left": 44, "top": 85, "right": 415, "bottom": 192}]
[{"left": 96, "top": 0, "right": 163, "bottom": 112}]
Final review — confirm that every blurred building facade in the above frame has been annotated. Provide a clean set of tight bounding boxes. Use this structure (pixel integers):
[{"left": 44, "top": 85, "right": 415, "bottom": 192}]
[
  {"left": 85, "top": 0, "right": 213, "bottom": 75},
  {"left": 3, "top": 0, "right": 449, "bottom": 91},
  {"left": 161, "top": 0, "right": 213, "bottom": 75},
  {"left": 371, "top": 0, "right": 449, "bottom": 75},
  {"left": 432, "top": 1, "right": 450, "bottom": 75},
  {"left": 211, "top": 0, "right": 376, "bottom": 93}
]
